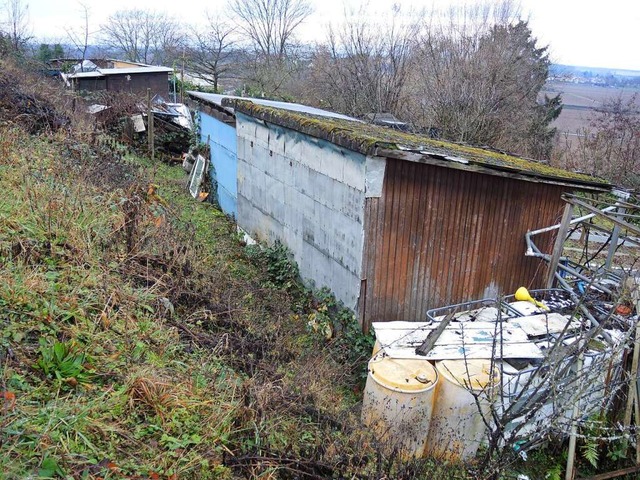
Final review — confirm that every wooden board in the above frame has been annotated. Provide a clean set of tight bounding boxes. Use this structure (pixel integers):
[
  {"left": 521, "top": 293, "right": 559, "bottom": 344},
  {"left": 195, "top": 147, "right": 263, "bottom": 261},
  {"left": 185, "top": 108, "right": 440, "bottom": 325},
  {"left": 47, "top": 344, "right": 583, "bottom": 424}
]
[
  {"left": 508, "top": 312, "right": 580, "bottom": 337},
  {"left": 372, "top": 321, "right": 544, "bottom": 360}
]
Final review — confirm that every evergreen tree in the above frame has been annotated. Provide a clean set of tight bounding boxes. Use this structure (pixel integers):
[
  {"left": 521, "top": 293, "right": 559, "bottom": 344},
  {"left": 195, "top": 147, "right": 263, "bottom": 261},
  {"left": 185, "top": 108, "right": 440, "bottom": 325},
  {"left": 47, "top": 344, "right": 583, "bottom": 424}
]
[
  {"left": 52, "top": 44, "right": 64, "bottom": 59},
  {"left": 37, "top": 43, "right": 53, "bottom": 63}
]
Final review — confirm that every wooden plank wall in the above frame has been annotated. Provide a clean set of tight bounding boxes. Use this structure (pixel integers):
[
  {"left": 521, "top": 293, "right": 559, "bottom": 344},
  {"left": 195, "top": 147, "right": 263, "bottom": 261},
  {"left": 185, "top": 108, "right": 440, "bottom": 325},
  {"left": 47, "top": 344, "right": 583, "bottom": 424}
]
[
  {"left": 361, "top": 158, "right": 566, "bottom": 329},
  {"left": 106, "top": 72, "right": 169, "bottom": 98}
]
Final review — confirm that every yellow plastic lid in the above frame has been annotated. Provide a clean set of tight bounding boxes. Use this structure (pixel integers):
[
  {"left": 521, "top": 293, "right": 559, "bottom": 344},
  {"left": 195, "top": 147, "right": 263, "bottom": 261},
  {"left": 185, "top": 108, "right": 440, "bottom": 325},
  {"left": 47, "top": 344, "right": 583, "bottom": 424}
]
[
  {"left": 436, "top": 359, "right": 500, "bottom": 390},
  {"left": 368, "top": 356, "right": 438, "bottom": 393}
]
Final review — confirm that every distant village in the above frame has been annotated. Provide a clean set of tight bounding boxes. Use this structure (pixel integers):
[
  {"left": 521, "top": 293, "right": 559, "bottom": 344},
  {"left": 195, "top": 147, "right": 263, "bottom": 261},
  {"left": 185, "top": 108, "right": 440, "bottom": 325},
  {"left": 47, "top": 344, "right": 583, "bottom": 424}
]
[{"left": 549, "top": 63, "right": 640, "bottom": 87}]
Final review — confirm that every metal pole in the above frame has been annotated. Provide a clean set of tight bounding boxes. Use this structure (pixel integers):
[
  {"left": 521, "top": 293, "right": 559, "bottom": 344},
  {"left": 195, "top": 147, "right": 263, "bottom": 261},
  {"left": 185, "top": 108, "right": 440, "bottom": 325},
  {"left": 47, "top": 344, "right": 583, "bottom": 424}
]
[{"left": 173, "top": 70, "right": 177, "bottom": 103}]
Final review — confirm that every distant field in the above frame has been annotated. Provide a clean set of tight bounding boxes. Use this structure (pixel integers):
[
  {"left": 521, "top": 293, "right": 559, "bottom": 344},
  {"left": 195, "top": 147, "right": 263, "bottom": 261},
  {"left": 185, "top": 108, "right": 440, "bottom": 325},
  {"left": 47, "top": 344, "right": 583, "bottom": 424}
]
[{"left": 540, "top": 82, "right": 640, "bottom": 135}]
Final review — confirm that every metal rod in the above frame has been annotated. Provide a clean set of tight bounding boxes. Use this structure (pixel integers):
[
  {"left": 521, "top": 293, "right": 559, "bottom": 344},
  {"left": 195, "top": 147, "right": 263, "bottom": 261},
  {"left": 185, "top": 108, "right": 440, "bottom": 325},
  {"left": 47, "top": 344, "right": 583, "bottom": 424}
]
[
  {"left": 568, "top": 197, "right": 640, "bottom": 236},
  {"left": 577, "top": 463, "right": 640, "bottom": 479},
  {"left": 526, "top": 205, "right": 617, "bottom": 237},
  {"left": 554, "top": 273, "right": 613, "bottom": 344},
  {"left": 554, "top": 263, "right": 614, "bottom": 295}
]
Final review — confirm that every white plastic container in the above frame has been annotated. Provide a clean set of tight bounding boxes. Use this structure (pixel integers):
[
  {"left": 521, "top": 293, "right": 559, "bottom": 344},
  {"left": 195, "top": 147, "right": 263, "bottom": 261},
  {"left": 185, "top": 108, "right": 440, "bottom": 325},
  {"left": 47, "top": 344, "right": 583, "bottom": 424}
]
[
  {"left": 371, "top": 340, "right": 382, "bottom": 356},
  {"left": 424, "top": 359, "right": 500, "bottom": 461},
  {"left": 361, "top": 355, "right": 438, "bottom": 458}
]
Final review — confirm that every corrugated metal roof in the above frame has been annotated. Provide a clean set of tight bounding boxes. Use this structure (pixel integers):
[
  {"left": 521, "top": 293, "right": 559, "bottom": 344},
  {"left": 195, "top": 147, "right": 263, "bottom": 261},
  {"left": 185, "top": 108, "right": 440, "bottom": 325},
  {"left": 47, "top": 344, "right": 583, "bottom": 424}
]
[
  {"left": 187, "top": 91, "right": 359, "bottom": 122},
  {"left": 229, "top": 100, "right": 610, "bottom": 190},
  {"left": 68, "top": 71, "right": 104, "bottom": 78},
  {"left": 98, "top": 67, "right": 172, "bottom": 75},
  {"left": 68, "top": 66, "right": 172, "bottom": 78}
]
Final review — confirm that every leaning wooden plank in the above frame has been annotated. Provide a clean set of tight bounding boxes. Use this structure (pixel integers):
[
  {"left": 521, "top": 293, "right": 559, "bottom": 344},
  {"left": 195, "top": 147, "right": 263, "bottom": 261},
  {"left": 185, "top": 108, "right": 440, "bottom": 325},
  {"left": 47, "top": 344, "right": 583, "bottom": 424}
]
[
  {"left": 415, "top": 311, "right": 456, "bottom": 356},
  {"left": 577, "top": 464, "right": 640, "bottom": 480}
]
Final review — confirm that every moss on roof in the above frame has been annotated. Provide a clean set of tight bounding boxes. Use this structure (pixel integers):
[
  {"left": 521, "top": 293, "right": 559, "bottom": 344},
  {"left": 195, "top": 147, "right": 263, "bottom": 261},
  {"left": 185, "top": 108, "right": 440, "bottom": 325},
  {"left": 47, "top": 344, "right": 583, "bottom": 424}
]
[{"left": 230, "top": 99, "right": 610, "bottom": 189}]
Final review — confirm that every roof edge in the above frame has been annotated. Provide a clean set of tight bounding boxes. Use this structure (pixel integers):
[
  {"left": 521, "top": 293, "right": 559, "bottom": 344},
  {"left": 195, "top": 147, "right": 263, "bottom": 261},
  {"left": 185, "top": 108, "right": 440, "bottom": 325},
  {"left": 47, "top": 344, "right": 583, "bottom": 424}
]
[
  {"left": 230, "top": 99, "right": 612, "bottom": 191},
  {"left": 229, "top": 99, "right": 380, "bottom": 154},
  {"left": 377, "top": 149, "right": 610, "bottom": 193}
]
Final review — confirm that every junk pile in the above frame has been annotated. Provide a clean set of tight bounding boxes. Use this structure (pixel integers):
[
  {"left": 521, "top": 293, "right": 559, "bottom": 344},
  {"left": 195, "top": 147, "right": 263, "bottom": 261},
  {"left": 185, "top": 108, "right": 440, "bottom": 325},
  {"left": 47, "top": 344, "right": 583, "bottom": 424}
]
[
  {"left": 60, "top": 59, "right": 194, "bottom": 156},
  {"left": 363, "top": 192, "right": 640, "bottom": 462},
  {"left": 80, "top": 94, "right": 192, "bottom": 157},
  {"left": 144, "top": 99, "right": 193, "bottom": 155},
  {"left": 0, "top": 67, "right": 68, "bottom": 133}
]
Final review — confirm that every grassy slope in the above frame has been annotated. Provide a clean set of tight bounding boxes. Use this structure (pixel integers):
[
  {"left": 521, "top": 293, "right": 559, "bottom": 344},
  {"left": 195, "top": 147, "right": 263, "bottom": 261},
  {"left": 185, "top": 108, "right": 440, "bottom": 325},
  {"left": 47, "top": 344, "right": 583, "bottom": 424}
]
[{"left": 0, "top": 120, "right": 469, "bottom": 480}]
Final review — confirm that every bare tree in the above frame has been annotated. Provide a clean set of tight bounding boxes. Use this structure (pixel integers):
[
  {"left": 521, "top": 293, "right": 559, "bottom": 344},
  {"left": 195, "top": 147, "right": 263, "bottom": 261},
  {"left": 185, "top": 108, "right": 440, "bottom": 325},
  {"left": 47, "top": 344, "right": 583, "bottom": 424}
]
[
  {"left": 101, "top": 9, "right": 183, "bottom": 65},
  {"left": 187, "top": 14, "right": 237, "bottom": 92},
  {"left": 230, "top": 0, "right": 312, "bottom": 96},
  {"left": 302, "top": 4, "right": 422, "bottom": 118},
  {"left": 65, "top": 2, "right": 92, "bottom": 68},
  {"left": 403, "top": 1, "right": 559, "bottom": 157},
  {"left": 230, "top": 0, "right": 311, "bottom": 59},
  {"left": 557, "top": 94, "right": 640, "bottom": 189},
  {"left": 1, "top": 0, "right": 31, "bottom": 52}
]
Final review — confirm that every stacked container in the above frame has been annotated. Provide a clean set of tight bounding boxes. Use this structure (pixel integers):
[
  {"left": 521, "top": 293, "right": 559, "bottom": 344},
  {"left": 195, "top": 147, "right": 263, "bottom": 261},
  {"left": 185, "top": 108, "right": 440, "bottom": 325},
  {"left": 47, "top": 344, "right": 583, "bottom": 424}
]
[
  {"left": 424, "top": 359, "right": 500, "bottom": 461},
  {"left": 361, "top": 355, "right": 438, "bottom": 458}
]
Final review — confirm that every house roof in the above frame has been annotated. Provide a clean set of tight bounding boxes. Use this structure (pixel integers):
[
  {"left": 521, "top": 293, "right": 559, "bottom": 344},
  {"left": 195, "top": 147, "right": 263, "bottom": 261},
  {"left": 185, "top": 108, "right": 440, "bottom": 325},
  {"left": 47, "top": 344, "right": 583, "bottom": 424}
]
[
  {"left": 187, "top": 91, "right": 358, "bottom": 122},
  {"left": 67, "top": 66, "right": 173, "bottom": 79},
  {"left": 227, "top": 99, "right": 610, "bottom": 191}
]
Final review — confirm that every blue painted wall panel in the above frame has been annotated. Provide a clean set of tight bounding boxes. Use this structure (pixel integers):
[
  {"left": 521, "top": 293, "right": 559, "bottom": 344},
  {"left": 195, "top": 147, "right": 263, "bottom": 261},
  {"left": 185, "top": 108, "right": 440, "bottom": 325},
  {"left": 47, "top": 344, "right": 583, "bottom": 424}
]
[{"left": 199, "top": 112, "right": 238, "bottom": 217}]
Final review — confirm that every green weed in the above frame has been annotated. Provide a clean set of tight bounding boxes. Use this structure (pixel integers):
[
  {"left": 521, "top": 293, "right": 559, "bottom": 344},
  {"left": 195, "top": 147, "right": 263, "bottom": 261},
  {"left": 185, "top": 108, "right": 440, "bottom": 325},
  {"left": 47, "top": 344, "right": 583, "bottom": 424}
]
[{"left": 36, "top": 339, "right": 93, "bottom": 388}]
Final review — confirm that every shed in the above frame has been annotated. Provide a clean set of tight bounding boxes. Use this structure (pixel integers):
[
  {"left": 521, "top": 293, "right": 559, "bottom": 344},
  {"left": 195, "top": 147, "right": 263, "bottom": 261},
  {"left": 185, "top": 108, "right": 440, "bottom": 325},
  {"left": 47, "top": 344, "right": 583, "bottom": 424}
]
[
  {"left": 186, "top": 91, "right": 356, "bottom": 217},
  {"left": 225, "top": 99, "right": 610, "bottom": 330},
  {"left": 66, "top": 65, "right": 172, "bottom": 97}
]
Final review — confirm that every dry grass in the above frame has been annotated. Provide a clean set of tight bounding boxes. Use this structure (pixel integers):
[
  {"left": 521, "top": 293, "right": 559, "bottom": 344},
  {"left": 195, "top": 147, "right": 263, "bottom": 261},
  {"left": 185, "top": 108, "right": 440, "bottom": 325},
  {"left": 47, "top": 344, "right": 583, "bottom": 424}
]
[
  {"left": 0, "top": 57, "right": 471, "bottom": 479},
  {"left": 126, "top": 374, "right": 191, "bottom": 418}
]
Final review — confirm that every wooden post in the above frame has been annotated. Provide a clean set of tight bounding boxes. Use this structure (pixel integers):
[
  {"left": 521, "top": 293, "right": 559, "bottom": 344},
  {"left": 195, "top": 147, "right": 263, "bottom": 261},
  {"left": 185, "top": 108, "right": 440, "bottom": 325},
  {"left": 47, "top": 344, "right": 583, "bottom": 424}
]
[
  {"left": 180, "top": 46, "right": 185, "bottom": 103},
  {"left": 566, "top": 348, "right": 584, "bottom": 480},
  {"left": 147, "top": 88, "right": 154, "bottom": 160},
  {"left": 623, "top": 326, "right": 639, "bottom": 429},
  {"left": 631, "top": 279, "right": 640, "bottom": 464},
  {"left": 624, "top": 279, "right": 640, "bottom": 433},
  {"left": 547, "top": 203, "right": 574, "bottom": 289},
  {"left": 604, "top": 208, "right": 625, "bottom": 272}
]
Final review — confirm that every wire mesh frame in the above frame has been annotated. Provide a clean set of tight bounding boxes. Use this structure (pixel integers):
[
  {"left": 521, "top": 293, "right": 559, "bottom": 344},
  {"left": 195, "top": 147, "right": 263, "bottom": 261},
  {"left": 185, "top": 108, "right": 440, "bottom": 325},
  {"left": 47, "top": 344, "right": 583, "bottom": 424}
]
[{"left": 424, "top": 289, "right": 629, "bottom": 440}]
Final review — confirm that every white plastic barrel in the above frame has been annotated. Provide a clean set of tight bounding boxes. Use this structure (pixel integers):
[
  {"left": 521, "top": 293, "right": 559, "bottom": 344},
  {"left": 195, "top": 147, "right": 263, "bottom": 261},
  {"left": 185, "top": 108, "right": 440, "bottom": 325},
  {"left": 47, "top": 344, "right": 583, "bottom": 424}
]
[
  {"left": 372, "top": 340, "right": 382, "bottom": 356},
  {"left": 424, "top": 359, "right": 500, "bottom": 461},
  {"left": 361, "top": 355, "right": 438, "bottom": 458}
]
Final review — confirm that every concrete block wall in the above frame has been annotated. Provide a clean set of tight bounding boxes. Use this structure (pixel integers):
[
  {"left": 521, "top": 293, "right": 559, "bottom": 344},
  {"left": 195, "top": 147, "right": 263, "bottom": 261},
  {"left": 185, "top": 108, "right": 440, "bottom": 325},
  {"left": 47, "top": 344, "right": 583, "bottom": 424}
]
[{"left": 235, "top": 113, "right": 368, "bottom": 310}]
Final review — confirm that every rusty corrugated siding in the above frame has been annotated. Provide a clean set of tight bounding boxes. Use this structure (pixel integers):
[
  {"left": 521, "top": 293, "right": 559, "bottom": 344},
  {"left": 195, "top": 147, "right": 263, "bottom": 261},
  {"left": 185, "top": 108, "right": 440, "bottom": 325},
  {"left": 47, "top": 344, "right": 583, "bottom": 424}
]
[{"left": 361, "top": 159, "right": 565, "bottom": 328}]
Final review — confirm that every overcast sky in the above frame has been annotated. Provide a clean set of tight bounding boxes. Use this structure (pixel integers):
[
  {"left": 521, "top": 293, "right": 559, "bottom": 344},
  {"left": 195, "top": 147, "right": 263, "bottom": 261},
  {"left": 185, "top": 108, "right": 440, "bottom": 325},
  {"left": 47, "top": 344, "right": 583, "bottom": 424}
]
[{"left": 19, "top": 0, "right": 640, "bottom": 71}]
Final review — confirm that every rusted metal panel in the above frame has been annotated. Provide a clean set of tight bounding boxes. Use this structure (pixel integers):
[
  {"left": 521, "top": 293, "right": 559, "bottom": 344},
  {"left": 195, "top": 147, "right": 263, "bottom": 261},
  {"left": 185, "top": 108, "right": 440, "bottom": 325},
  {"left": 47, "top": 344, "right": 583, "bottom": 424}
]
[{"left": 361, "top": 159, "right": 566, "bottom": 329}]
